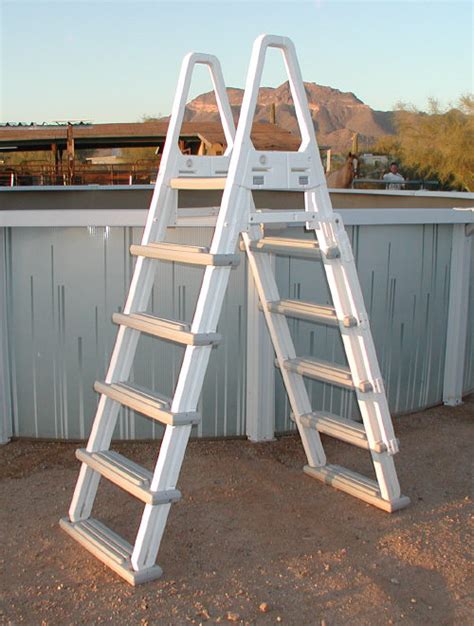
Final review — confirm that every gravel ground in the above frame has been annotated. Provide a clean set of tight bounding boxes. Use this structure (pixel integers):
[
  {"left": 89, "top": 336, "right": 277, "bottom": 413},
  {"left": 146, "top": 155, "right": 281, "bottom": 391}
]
[{"left": 0, "top": 396, "right": 472, "bottom": 625}]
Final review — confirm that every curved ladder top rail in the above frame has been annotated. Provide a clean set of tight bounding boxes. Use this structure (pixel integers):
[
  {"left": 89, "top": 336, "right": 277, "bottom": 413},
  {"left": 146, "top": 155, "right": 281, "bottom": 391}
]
[
  {"left": 141, "top": 52, "right": 235, "bottom": 244},
  {"left": 162, "top": 52, "right": 235, "bottom": 162},
  {"left": 236, "top": 34, "right": 318, "bottom": 154}
]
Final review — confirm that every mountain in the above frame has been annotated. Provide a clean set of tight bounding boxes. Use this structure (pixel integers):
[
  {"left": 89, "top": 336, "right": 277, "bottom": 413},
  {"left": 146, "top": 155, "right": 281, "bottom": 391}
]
[{"left": 179, "top": 82, "right": 395, "bottom": 152}]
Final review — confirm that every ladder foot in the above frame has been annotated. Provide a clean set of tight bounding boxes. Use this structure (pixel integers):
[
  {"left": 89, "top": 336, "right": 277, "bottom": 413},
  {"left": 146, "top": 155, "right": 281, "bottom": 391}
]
[
  {"left": 60, "top": 517, "right": 163, "bottom": 585},
  {"left": 303, "top": 464, "right": 410, "bottom": 513}
]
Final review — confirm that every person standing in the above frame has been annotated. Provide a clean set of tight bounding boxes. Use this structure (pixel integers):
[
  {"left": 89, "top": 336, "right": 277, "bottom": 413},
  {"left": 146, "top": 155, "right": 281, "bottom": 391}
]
[{"left": 383, "top": 162, "right": 405, "bottom": 190}]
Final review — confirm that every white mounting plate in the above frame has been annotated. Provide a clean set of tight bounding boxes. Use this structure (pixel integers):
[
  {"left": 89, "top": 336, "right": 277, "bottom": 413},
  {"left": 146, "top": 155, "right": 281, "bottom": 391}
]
[
  {"left": 243, "top": 150, "right": 323, "bottom": 190},
  {"left": 174, "top": 154, "right": 230, "bottom": 178}
]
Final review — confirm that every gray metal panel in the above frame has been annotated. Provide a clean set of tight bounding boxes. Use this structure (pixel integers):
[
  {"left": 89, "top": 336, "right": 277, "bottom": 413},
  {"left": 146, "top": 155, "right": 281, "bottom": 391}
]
[
  {"left": 4, "top": 221, "right": 472, "bottom": 440},
  {"left": 5, "top": 226, "right": 247, "bottom": 439},
  {"left": 464, "top": 238, "right": 474, "bottom": 394},
  {"left": 274, "top": 224, "right": 458, "bottom": 432},
  {"left": 0, "top": 229, "right": 13, "bottom": 443}
]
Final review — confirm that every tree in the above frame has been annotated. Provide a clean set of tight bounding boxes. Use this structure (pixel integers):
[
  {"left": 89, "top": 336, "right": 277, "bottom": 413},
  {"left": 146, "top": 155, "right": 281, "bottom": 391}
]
[{"left": 375, "top": 96, "right": 474, "bottom": 191}]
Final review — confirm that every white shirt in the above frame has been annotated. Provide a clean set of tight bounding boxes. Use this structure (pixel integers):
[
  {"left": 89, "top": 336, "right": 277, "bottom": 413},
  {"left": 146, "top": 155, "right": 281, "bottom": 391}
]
[{"left": 383, "top": 172, "right": 405, "bottom": 190}]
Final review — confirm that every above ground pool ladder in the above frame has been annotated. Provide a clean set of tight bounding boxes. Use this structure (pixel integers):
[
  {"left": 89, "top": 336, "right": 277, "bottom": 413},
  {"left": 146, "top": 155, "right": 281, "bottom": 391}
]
[{"left": 61, "top": 34, "right": 409, "bottom": 585}]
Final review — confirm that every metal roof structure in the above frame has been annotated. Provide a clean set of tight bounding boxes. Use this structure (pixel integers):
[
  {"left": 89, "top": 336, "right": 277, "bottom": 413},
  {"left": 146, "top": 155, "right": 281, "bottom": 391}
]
[{"left": 0, "top": 121, "right": 301, "bottom": 152}]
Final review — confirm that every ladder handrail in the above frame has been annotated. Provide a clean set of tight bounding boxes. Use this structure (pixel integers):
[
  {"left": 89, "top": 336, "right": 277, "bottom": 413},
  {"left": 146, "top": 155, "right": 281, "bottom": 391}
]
[
  {"left": 161, "top": 52, "right": 235, "bottom": 163},
  {"left": 236, "top": 34, "right": 318, "bottom": 154},
  {"left": 141, "top": 52, "right": 235, "bottom": 245}
]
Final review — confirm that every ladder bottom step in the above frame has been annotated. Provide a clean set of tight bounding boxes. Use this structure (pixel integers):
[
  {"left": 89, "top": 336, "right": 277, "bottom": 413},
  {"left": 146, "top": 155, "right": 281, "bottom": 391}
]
[
  {"left": 303, "top": 465, "right": 410, "bottom": 513},
  {"left": 60, "top": 518, "right": 162, "bottom": 586}
]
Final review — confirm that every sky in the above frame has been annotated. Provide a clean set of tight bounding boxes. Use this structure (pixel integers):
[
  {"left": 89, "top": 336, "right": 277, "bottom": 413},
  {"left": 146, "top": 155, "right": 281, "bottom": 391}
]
[{"left": 0, "top": 0, "right": 472, "bottom": 124}]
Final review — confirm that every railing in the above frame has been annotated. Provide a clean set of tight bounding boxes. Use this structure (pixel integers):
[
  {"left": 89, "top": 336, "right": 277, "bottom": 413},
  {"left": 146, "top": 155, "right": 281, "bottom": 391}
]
[
  {"left": 352, "top": 178, "right": 439, "bottom": 190},
  {"left": 0, "top": 161, "right": 160, "bottom": 187}
]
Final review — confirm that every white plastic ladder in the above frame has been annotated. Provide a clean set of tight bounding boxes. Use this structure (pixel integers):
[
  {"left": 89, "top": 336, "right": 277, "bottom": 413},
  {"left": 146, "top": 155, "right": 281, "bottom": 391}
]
[{"left": 61, "top": 34, "right": 409, "bottom": 586}]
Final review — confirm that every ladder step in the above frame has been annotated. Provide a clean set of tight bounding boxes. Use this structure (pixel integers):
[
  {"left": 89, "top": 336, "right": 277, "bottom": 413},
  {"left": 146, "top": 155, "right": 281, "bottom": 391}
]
[
  {"left": 266, "top": 299, "right": 358, "bottom": 328},
  {"left": 299, "top": 412, "right": 386, "bottom": 453},
  {"left": 94, "top": 381, "right": 200, "bottom": 426},
  {"left": 170, "top": 177, "right": 227, "bottom": 190},
  {"left": 303, "top": 464, "right": 410, "bottom": 512},
  {"left": 130, "top": 242, "right": 240, "bottom": 267},
  {"left": 281, "top": 357, "right": 373, "bottom": 392},
  {"left": 113, "top": 312, "right": 221, "bottom": 346},
  {"left": 76, "top": 449, "right": 182, "bottom": 505},
  {"left": 60, "top": 517, "right": 163, "bottom": 585},
  {"left": 244, "top": 237, "right": 340, "bottom": 259}
]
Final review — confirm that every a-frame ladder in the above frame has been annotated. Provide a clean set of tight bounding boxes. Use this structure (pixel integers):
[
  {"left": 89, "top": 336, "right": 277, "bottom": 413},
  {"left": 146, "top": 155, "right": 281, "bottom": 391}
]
[{"left": 61, "top": 34, "right": 409, "bottom": 586}]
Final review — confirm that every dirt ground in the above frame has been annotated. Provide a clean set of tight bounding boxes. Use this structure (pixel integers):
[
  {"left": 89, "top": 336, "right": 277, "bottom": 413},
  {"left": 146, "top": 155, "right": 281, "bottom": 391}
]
[{"left": 0, "top": 397, "right": 472, "bottom": 626}]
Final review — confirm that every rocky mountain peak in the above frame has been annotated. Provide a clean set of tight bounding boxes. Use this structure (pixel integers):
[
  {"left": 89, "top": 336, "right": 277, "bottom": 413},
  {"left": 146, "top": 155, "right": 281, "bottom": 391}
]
[{"left": 181, "top": 81, "right": 394, "bottom": 151}]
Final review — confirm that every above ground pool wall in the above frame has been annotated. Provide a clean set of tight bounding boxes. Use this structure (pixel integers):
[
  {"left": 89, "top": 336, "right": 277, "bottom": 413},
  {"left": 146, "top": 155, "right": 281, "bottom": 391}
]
[{"left": 1, "top": 187, "right": 473, "bottom": 441}]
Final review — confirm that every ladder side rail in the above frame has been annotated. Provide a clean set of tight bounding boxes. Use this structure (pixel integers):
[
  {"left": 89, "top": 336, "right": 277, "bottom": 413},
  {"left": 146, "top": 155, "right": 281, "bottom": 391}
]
[
  {"left": 131, "top": 423, "right": 192, "bottom": 570},
  {"left": 327, "top": 260, "right": 402, "bottom": 500},
  {"left": 131, "top": 52, "right": 247, "bottom": 569},
  {"left": 69, "top": 163, "right": 178, "bottom": 521},
  {"left": 243, "top": 35, "right": 403, "bottom": 502},
  {"left": 69, "top": 53, "right": 236, "bottom": 523},
  {"left": 231, "top": 35, "right": 399, "bottom": 490},
  {"left": 131, "top": 299, "right": 231, "bottom": 569},
  {"left": 306, "top": 186, "right": 343, "bottom": 252},
  {"left": 70, "top": 200, "right": 174, "bottom": 517},
  {"left": 323, "top": 211, "right": 400, "bottom": 451},
  {"left": 307, "top": 201, "right": 402, "bottom": 500},
  {"left": 242, "top": 227, "right": 326, "bottom": 467},
  {"left": 131, "top": 186, "right": 250, "bottom": 570}
]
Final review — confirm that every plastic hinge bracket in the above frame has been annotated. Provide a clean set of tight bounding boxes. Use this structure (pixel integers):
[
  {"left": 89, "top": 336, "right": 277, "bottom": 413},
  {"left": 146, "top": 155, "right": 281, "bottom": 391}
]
[
  {"left": 356, "top": 312, "right": 370, "bottom": 330},
  {"left": 385, "top": 437, "right": 400, "bottom": 456},
  {"left": 371, "top": 376, "right": 385, "bottom": 394}
]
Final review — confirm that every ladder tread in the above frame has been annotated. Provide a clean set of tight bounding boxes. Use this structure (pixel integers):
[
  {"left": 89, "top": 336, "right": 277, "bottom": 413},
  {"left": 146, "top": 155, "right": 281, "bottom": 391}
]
[
  {"left": 267, "top": 299, "right": 338, "bottom": 325},
  {"left": 94, "top": 381, "right": 200, "bottom": 426},
  {"left": 267, "top": 299, "right": 358, "bottom": 328},
  {"left": 113, "top": 312, "right": 221, "bottom": 346},
  {"left": 76, "top": 448, "right": 182, "bottom": 505},
  {"left": 245, "top": 236, "right": 321, "bottom": 259},
  {"left": 130, "top": 241, "right": 239, "bottom": 267},
  {"left": 299, "top": 412, "right": 386, "bottom": 453},
  {"left": 303, "top": 464, "right": 410, "bottom": 512},
  {"left": 281, "top": 356, "right": 372, "bottom": 393},
  {"left": 60, "top": 517, "right": 163, "bottom": 585},
  {"left": 170, "top": 177, "right": 227, "bottom": 190},
  {"left": 244, "top": 237, "right": 340, "bottom": 259}
]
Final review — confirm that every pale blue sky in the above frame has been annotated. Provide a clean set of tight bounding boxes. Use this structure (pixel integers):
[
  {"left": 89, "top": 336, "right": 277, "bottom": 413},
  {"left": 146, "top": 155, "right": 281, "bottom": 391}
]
[{"left": 0, "top": 0, "right": 472, "bottom": 123}]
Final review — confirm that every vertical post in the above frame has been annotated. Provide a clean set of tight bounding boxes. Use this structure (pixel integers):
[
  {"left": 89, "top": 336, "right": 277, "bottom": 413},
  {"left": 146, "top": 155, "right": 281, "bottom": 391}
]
[
  {"left": 443, "top": 223, "right": 473, "bottom": 405},
  {"left": 246, "top": 253, "right": 275, "bottom": 441},
  {"left": 51, "top": 143, "right": 59, "bottom": 183},
  {"left": 270, "top": 102, "right": 276, "bottom": 124},
  {"left": 0, "top": 229, "right": 12, "bottom": 444}
]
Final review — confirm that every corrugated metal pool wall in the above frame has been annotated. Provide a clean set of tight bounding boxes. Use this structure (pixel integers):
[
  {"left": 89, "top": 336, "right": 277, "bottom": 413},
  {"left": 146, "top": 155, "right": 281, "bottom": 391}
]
[
  {"left": 5, "top": 226, "right": 247, "bottom": 440},
  {"left": 4, "top": 223, "right": 473, "bottom": 439},
  {"left": 274, "top": 224, "right": 473, "bottom": 431}
]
